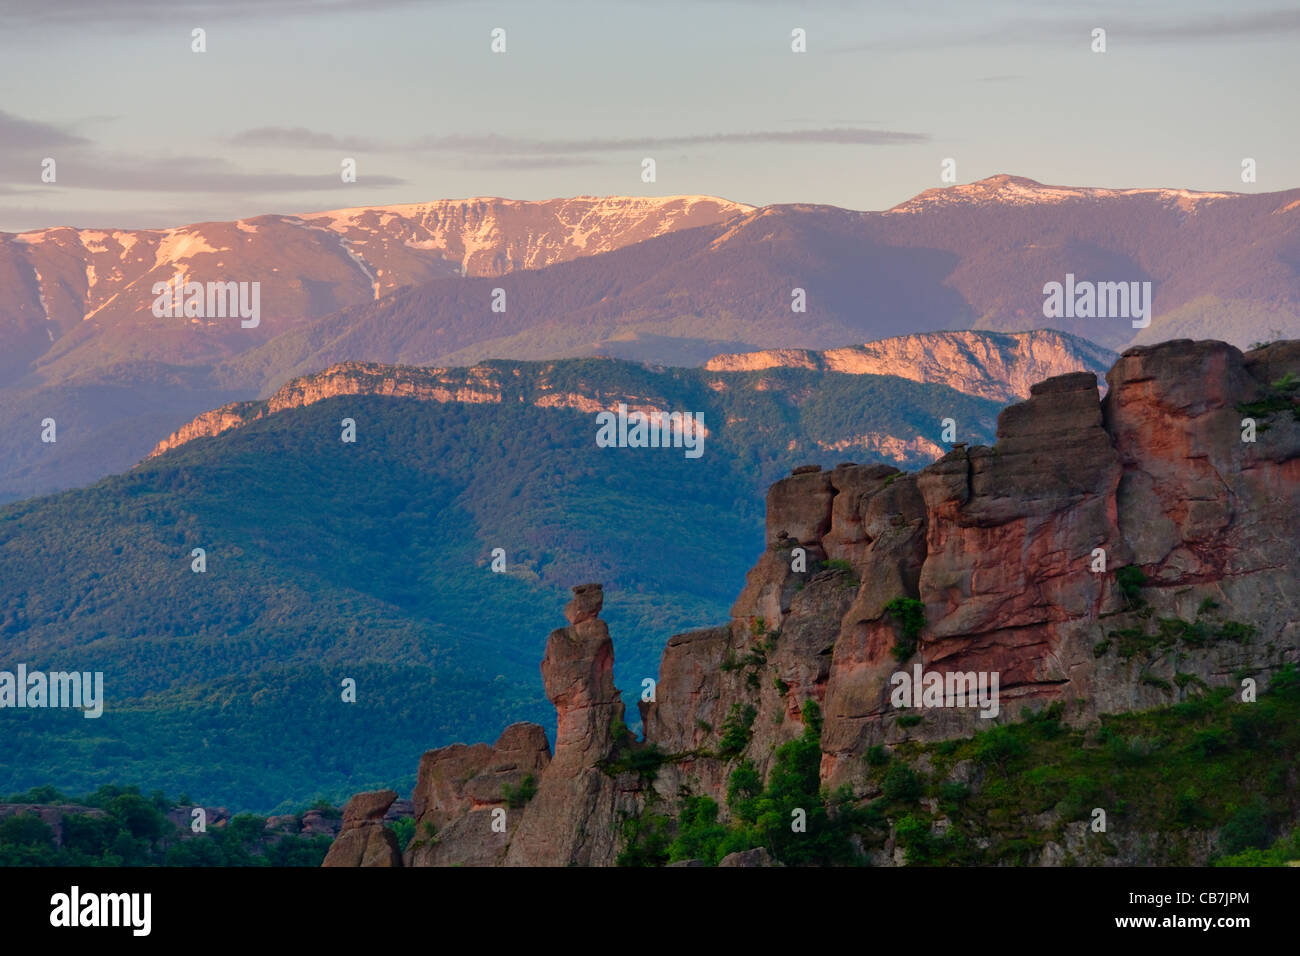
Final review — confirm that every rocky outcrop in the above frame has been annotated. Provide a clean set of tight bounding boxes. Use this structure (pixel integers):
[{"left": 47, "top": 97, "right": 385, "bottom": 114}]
[
  {"left": 718, "top": 847, "right": 782, "bottom": 867},
  {"left": 326, "top": 338, "right": 1300, "bottom": 866},
  {"left": 406, "top": 723, "right": 551, "bottom": 867},
  {"left": 321, "top": 789, "right": 402, "bottom": 867},
  {"left": 395, "top": 584, "right": 641, "bottom": 868},
  {"left": 503, "top": 584, "right": 641, "bottom": 866}
]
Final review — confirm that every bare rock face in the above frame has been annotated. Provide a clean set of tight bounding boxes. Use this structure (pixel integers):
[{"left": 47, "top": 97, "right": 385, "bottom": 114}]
[
  {"left": 729, "top": 466, "right": 836, "bottom": 631},
  {"left": 326, "top": 338, "right": 1300, "bottom": 867},
  {"left": 820, "top": 342, "right": 1300, "bottom": 786},
  {"left": 299, "top": 808, "right": 341, "bottom": 836},
  {"left": 564, "top": 582, "right": 604, "bottom": 625},
  {"left": 822, "top": 370, "right": 1120, "bottom": 779},
  {"left": 718, "top": 847, "right": 782, "bottom": 867},
  {"left": 343, "top": 789, "right": 399, "bottom": 827},
  {"left": 703, "top": 330, "right": 1113, "bottom": 404},
  {"left": 767, "top": 466, "right": 834, "bottom": 548},
  {"left": 321, "top": 790, "right": 401, "bottom": 867},
  {"left": 405, "top": 724, "right": 550, "bottom": 867},
  {"left": 411, "top": 743, "right": 493, "bottom": 833}
]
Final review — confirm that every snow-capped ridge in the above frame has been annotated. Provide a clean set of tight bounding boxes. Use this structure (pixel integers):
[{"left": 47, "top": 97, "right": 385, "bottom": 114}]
[{"left": 887, "top": 174, "right": 1241, "bottom": 214}]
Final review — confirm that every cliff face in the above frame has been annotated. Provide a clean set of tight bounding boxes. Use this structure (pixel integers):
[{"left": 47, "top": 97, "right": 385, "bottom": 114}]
[
  {"left": 327, "top": 338, "right": 1300, "bottom": 867},
  {"left": 703, "top": 329, "right": 1115, "bottom": 404},
  {"left": 146, "top": 363, "right": 507, "bottom": 457}
]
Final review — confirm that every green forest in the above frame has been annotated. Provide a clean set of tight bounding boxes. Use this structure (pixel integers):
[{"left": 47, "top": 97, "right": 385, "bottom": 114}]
[
  {"left": 0, "top": 360, "right": 1002, "bottom": 812},
  {"left": 0, "top": 784, "right": 357, "bottom": 867}
]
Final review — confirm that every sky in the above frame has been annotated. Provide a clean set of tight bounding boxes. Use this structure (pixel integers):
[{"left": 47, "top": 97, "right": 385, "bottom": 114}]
[{"left": 1, "top": 0, "right": 1298, "bottom": 231}]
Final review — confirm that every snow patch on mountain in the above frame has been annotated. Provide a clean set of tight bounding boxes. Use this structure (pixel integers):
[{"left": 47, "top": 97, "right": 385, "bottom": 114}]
[
  {"left": 887, "top": 174, "right": 1238, "bottom": 215},
  {"left": 153, "top": 230, "right": 227, "bottom": 270},
  {"left": 338, "top": 238, "right": 380, "bottom": 299}
]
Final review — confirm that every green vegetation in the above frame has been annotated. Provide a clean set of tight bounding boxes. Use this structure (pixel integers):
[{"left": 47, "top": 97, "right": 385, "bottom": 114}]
[
  {"left": 624, "top": 700, "right": 859, "bottom": 866},
  {"left": 882, "top": 764, "right": 922, "bottom": 803},
  {"left": 0, "top": 359, "right": 1003, "bottom": 810},
  {"left": 387, "top": 816, "right": 416, "bottom": 851},
  {"left": 617, "top": 659, "right": 1300, "bottom": 868},
  {"left": 1216, "top": 827, "right": 1300, "bottom": 866},
  {"left": 610, "top": 716, "right": 632, "bottom": 743},
  {"left": 1236, "top": 371, "right": 1300, "bottom": 429},
  {"left": 1247, "top": 329, "right": 1284, "bottom": 351},
  {"left": 852, "top": 664, "right": 1300, "bottom": 865},
  {"left": 717, "top": 704, "right": 758, "bottom": 757},
  {"left": 614, "top": 810, "right": 672, "bottom": 867},
  {"left": 501, "top": 774, "right": 537, "bottom": 809},
  {"left": 602, "top": 744, "right": 668, "bottom": 783},
  {"left": 0, "top": 785, "right": 334, "bottom": 867},
  {"left": 1101, "top": 600, "right": 1256, "bottom": 664},
  {"left": 883, "top": 597, "right": 926, "bottom": 661},
  {"left": 1115, "top": 565, "right": 1147, "bottom": 607}
]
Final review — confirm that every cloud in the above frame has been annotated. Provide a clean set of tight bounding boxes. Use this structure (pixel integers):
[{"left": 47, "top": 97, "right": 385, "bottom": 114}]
[
  {"left": 1120, "top": 8, "right": 1300, "bottom": 40},
  {"left": 450, "top": 156, "right": 602, "bottom": 171},
  {"left": 0, "top": 113, "right": 406, "bottom": 194},
  {"left": 427, "top": 129, "right": 931, "bottom": 152},
  {"left": 0, "top": 110, "right": 91, "bottom": 151},
  {"left": 829, "top": 5, "right": 1300, "bottom": 52},
  {"left": 56, "top": 156, "right": 407, "bottom": 193},
  {"left": 230, "top": 127, "right": 385, "bottom": 151},
  {"left": 230, "top": 126, "right": 930, "bottom": 156},
  {"left": 0, "top": 0, "right": 428, "bottom": 27}
]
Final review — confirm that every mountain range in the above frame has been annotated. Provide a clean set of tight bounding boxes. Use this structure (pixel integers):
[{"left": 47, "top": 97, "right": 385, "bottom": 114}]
[{"left": 3, "top": 175, "right": 1297, "bottom": 502}]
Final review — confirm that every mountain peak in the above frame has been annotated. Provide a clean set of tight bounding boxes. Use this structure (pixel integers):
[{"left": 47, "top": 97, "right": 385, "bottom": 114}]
[{"left": 886, "top": 174, "right": 1240, "bottom": 214}]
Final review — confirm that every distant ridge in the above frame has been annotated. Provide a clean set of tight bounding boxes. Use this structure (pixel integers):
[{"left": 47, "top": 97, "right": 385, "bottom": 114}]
[
  {"left": 885, "top": 173, "right": 1241, "bottom": 215},
  {"left": 148, "top": 330, "right": 1114, "bottom": 460}
]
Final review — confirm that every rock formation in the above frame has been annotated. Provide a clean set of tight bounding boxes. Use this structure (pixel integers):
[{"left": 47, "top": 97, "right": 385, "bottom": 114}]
[
  {"left": 397, "top": 583, "right": 641, "bottom": 868},
  {"left": 325, "top": 338, "right": 1300, "bottom": 867},
  {"left": 320, "top": 789, "right": 402, "bottom": 867}
]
